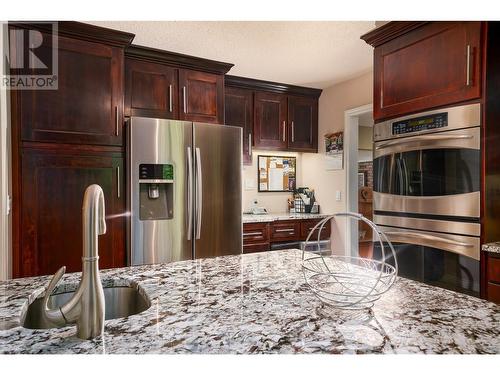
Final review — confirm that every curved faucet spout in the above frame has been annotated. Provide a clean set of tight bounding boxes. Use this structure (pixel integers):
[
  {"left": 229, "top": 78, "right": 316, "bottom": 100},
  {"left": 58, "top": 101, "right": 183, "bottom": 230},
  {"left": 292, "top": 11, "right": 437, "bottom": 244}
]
[{"left": 42, "top": 184, "right": 107, "bottom": 340}]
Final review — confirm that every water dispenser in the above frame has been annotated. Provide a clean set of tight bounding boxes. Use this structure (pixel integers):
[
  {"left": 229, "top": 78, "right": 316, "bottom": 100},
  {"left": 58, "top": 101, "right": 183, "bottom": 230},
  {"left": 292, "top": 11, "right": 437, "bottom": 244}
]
[{"left": 138, "top": 164, "right": 174, "bottom": 220}]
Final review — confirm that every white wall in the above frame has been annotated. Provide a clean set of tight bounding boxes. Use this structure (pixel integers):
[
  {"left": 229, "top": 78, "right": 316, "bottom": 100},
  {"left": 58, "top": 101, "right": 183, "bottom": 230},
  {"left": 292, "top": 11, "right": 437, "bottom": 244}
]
[
  {"left": 242, "top": 150, "right": 302, "bottom": 213},
  {"left": 301, "top": 71, "right": 373, "bottom": 215}
]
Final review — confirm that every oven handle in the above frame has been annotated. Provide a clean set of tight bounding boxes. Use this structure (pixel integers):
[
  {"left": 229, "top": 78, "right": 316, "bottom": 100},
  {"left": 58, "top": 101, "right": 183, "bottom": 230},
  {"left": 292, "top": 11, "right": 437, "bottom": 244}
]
[
  {"left": 383, "top": 231, "right": 473, "bottom": 248},
  {"left": 375, "top": 134, "right": 473, "bottom": 150}
]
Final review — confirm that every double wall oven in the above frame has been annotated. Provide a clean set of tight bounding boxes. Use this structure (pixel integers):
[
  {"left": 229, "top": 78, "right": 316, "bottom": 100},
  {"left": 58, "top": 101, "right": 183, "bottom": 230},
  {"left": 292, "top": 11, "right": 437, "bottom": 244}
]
[{"left": 372, "top": 103, "right": 481, "bottom": 296}]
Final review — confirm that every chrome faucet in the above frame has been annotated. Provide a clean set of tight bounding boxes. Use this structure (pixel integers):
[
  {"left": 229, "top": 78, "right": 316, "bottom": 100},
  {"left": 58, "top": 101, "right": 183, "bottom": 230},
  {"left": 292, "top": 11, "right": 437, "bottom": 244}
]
[{"left": 42, "top": 184, "right": 106, "bottom": 340}]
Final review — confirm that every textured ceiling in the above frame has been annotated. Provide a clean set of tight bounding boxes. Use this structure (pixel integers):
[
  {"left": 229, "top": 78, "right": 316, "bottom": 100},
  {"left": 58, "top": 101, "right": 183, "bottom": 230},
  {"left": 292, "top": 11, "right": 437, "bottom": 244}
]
[{"left": 89, "top": 21, "right": 375, "bottom": 88}]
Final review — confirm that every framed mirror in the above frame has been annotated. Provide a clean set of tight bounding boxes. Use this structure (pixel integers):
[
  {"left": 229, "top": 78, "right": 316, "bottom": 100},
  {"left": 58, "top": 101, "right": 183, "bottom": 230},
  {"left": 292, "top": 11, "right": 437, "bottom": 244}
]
[{"left": 257, "top": 155, "right": 296, "bottom": 192}]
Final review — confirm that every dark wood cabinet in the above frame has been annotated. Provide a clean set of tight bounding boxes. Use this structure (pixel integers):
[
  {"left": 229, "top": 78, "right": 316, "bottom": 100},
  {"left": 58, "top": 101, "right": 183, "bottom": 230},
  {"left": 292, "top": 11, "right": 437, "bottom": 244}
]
[
  {"left": 300, "top": 219, "right": 331, "bottom": 240},
  {"left": 485, "top": 253, "right": 500, "bottom": 303},
  {"left": 179, "top": 69, "right": 224, "bottom": 124},
  {"left": 243, "top": 222, "right": 270, "bottom": 253},
  {"left": 270, "top": 220, "right": 301, "bottom": 242},
  {"left": 125, "top": 59, "right": 178, "bottom": 119},
  {"left": 254, "top": 91, "right": 288, "bottom": 150},
  {"left": 288, "top": 96, "right": 318, "bottom": 151},
  {"left": 224, "top": 87, "right": 253, "bottom": 164},
  {"left": 226, "top": 75, "right": 321, "bottom": 154},
  {"left": 124, "top": 45, "right": 233, "bottom": 124},
  {"left": 14, "top": 35, "right": 125, "bottom": 146},
  {"left": 18, "top": 145, "right": 125, "bottom": 277},
  {"left": 363, "top": 21, "right": 483, "bottom": 121}
]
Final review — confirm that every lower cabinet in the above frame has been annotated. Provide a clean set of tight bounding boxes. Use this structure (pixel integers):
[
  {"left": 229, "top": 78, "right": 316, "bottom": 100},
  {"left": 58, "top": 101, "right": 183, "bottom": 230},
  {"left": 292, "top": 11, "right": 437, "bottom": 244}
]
[
  {"left": 243, "top": 218, "right": 332, "bottom": 254},
  {"left": 17, "top": 145, "right": 126, "bottom": 277},
  {"left": 486, "top": 254, "right": 500, "bottom": 303}
]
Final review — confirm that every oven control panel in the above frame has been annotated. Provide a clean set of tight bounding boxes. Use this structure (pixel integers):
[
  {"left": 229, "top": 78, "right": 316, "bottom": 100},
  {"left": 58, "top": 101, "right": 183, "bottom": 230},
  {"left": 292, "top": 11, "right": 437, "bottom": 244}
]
[{"left": 392, "top": 112, "right": 448, "bottom": 135}]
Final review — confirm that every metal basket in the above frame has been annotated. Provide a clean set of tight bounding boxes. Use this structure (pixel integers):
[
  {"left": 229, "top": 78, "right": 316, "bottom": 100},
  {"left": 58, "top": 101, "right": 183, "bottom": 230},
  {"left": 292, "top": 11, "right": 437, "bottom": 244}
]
[{"left": 302, "top": 212, "right": 398, "bottom": 310}]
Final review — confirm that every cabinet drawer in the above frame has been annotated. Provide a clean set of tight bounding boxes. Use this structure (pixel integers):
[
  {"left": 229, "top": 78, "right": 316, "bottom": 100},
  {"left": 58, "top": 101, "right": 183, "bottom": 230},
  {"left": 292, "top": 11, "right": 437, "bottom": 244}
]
[
  {"left": 300, "top": 219, "right": 331, "bottom": 240},
  {"left": 487, "top": 256, "right": 500, "bottom": 283},
  {"left": 243, "top": 242, "right": 270, "bottom": 254},
  {"left": 271, "top": 221, "right": 300, "bottom": 242},
  {"left": 243, "top": 222, "right": 269, "bottom": 244},
  {"left": 487, "top": 282, "right": 500, "bottom": 303}
]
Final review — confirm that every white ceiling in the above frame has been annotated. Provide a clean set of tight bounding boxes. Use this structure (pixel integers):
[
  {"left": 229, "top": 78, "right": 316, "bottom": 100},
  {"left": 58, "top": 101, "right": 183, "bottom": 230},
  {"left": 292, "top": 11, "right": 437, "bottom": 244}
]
[{"left": 89, "top": 21, "right": 375, "bottom": 88}]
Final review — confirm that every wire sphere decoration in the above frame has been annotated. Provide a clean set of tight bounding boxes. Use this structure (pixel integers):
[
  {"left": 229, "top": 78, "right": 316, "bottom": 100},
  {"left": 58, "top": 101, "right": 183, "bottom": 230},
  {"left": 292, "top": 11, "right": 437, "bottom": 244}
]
[{"left": 302, "top": 212, "right": 398, "bottom": 310}]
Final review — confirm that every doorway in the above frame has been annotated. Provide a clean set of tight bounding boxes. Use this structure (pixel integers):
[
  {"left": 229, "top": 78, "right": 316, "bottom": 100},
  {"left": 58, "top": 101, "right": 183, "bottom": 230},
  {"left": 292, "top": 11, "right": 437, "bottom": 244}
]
[{"left": 344, "top": 104, "right": 373, "bottom": 258}]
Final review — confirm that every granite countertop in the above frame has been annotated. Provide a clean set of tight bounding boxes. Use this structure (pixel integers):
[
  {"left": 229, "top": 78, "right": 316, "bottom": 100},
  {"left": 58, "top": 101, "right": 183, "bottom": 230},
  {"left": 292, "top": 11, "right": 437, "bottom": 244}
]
[
  {"left": 242, "top": 212, "right": 330, "bottom": 223},
  {"left": 482, "top": 242, "right": 500, "bottom": 254},
  {"left": 1, "top": 249, "right": 499, "bottom": 354}
]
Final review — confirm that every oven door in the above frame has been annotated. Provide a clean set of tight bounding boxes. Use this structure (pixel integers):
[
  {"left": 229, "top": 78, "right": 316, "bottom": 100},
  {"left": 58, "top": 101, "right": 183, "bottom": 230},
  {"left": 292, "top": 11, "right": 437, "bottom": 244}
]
[
  {"left": 374, "top": 224, "right": 480, "bottom": 296},
  {"left": 373, "top": 127, "right": 480, "bottom": 218}
]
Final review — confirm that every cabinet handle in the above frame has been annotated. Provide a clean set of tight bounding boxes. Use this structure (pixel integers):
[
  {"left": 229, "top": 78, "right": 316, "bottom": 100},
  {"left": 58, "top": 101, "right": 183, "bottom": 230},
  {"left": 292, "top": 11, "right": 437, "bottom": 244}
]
[
  {"left": 116, "top": 166, "right": 121, "bottom": 199},
  {"left": 115, "top": 106, "right": 119, "bottom": 136},
  {"left": 276, "top": 228, "right": 294, "bottom": 233},
  {"left": 183, "top": 86, "right": 187, "bottom": 114},
  {"left": 244, "top": 231, "right": 262, "bottom": 236},
  {"left": 248, "top": 133, "right": 252, "bottom": 157},
  {"left": 169, "top": 84, "right": 173, "bottom": 112},
  {"left": 466, "top": 44, "right": 471, "bottom": 86},
  {"left": 291, "top": 121, "right": 295, "bottom": 142},
  {"left": 282, "top": 121, "right": 286, "bottom": 142}
]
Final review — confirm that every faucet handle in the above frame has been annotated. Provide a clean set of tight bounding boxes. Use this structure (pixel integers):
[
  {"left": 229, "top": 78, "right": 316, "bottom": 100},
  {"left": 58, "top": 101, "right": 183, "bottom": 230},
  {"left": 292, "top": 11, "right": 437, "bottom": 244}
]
[{"left": 42, "top": 266, "right": 67, "bottom": 324}]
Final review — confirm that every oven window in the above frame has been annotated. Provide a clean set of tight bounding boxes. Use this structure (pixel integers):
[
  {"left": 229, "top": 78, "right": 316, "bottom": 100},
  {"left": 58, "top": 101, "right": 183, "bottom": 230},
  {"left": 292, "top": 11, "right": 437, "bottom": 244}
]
[
  {"left": 374, "top": 148, "right": 479, "bottom": 196},
  {"left": 373, "top": 242, "right": 480, "bottom": 296}
]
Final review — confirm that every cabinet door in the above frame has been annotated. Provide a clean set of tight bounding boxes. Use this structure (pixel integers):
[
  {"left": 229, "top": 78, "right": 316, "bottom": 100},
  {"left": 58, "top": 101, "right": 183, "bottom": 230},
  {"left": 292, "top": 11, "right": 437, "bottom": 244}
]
[
  {"left": 225, "top": 87, "right": 253, "bottom": 164},
  {"left": 374, "top": 21, "right": 482, "bottom": 121},
  {"left": 125, "top": 58, "right": 178, "bottom": 119},
  {"left": 178, "top": 69, "right": 224, "bottom": 124},
  {"left": 288, "top": 96, "right": 318, "bottom": 152},
  {"left": 15, "top": 35, "right": 124, "bottom": 145},
  {"left": 18, "top": 147, "right": 125, "bottom": 277},
  {"left": 254, "top": 91, "right": 287, "bottom": 150}
]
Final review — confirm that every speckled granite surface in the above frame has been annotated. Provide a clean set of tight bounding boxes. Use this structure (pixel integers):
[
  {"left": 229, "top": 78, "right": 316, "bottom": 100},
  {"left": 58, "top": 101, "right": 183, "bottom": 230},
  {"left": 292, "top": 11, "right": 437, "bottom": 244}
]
[
  {"left": 242, "top": 213, "right": 330, "bottom": 223},
  {"left": 482, "top": 242, "right": 500, "bottom": 254},
  {"left": 1, "top": 249, "right": 499, "bottom": 354}
]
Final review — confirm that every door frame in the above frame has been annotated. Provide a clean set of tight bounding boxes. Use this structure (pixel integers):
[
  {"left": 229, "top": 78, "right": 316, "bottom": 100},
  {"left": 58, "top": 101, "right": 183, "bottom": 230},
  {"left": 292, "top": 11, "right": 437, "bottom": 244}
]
[
  {"left": 0, "top": 23, "right": 12, "bottom": 280},
  {"left": 344, "top": 103, "right": 373, "bottom": 257}
]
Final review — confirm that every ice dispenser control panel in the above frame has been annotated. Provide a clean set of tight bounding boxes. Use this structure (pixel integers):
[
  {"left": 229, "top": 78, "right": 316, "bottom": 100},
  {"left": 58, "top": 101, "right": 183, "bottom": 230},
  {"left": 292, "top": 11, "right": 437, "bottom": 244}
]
[{"left": 139, "top": 164, "right": 174, "bottom": 220}]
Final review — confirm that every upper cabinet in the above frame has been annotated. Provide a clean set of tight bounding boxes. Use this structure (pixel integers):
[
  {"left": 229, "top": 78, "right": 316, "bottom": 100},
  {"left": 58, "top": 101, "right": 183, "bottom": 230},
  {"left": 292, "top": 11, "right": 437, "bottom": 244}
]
[
  {"left": 362, "top": 21, "right": 483, "bottom": 121},
  {"left": 225, "top": 75, "right": 322, "bottom": 160},
  {"left": 254, "top": 91, "right": 288, "bottom": 150},
  {"left": 178, "top": 69, "right": 224, "bottom": 123},
  {"left": 10, "top": 23, "right": 134, "bottom": 146},
  {"left": 287, "top": 95, "right": 318, "bottom": 152},
  {"left": 224, "top": 87, "right": 254, "bottom": 164},
  {"left": 125, "top": 45, "right": 233, "bottom": 124},
  {"left": 125, "top": 59, "right": 178, "bottom": 119}
]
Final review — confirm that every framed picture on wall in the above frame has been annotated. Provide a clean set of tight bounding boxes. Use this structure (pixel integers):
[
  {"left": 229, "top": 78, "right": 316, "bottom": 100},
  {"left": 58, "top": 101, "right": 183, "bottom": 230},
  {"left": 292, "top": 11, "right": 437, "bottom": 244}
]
[{"left": 257, "top": 155, "right": 296, "bottom": 192}]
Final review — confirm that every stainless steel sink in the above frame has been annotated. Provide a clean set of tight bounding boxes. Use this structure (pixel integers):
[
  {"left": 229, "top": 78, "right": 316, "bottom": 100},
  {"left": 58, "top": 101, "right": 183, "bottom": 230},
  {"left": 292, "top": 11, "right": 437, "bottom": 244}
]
[{"left": 22, "top": 286, "right": 151, "bottom": 329}]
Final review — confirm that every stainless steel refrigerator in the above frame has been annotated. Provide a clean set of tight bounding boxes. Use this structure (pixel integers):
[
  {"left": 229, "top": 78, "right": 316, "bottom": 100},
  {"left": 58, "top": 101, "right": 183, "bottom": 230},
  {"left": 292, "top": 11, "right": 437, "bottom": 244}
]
[{"left": 127, "top": 117, "right": 242, "bottom": 265}]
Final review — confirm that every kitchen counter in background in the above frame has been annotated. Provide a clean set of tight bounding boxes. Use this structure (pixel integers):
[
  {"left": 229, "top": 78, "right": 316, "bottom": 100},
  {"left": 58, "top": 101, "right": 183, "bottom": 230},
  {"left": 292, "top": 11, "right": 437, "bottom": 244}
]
[
  {"left": 242, "top": 212, "right": 330, "bottom": 223},
  {"left": 1, "top": 249, "right": 499, "bottom": 354},
  {"left": 483, "top": 242, "right": 500, "bottom": 254}
]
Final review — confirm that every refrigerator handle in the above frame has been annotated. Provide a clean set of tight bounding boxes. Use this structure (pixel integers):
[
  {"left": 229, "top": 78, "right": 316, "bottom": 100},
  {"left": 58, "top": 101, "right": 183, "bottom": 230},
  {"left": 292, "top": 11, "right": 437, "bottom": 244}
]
[
  {"left": 187, "top": 147, "right": 193, "bottom": 241},
  {"left": 195, "top": 147, "right": 202, "bottom": 240}
]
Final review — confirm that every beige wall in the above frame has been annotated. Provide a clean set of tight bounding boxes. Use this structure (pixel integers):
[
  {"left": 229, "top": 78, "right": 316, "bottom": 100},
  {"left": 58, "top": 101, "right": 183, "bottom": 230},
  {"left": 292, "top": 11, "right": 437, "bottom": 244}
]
[
  {"left": 242, "top": 150, "right": 301, "bottom": 213},
  {"left": 301, "top": 71, "right": 373, "bottom": 215}
]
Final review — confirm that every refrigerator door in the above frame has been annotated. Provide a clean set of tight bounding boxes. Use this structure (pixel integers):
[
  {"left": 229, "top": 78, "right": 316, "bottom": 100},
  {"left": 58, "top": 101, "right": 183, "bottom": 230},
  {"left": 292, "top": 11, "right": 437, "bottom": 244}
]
[
  {"left": 129, "top": 118, "right": 193, "bottom": 265},
  {"left": 193, "top": 122, "right": 242, "bottom": 258}
]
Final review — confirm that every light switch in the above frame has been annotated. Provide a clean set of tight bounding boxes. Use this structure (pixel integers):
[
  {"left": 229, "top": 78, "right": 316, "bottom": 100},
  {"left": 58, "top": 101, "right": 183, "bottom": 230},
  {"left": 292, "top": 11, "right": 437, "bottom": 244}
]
[{"left": 335, "top": 191, "right": 341, "bottom": 201}]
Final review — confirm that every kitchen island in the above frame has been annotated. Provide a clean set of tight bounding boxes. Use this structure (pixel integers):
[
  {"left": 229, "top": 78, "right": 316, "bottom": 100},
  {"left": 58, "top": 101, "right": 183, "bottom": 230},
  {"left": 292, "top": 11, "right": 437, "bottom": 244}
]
[{"left": 1, "top": 249, "right": 499, "bottom": 354}]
